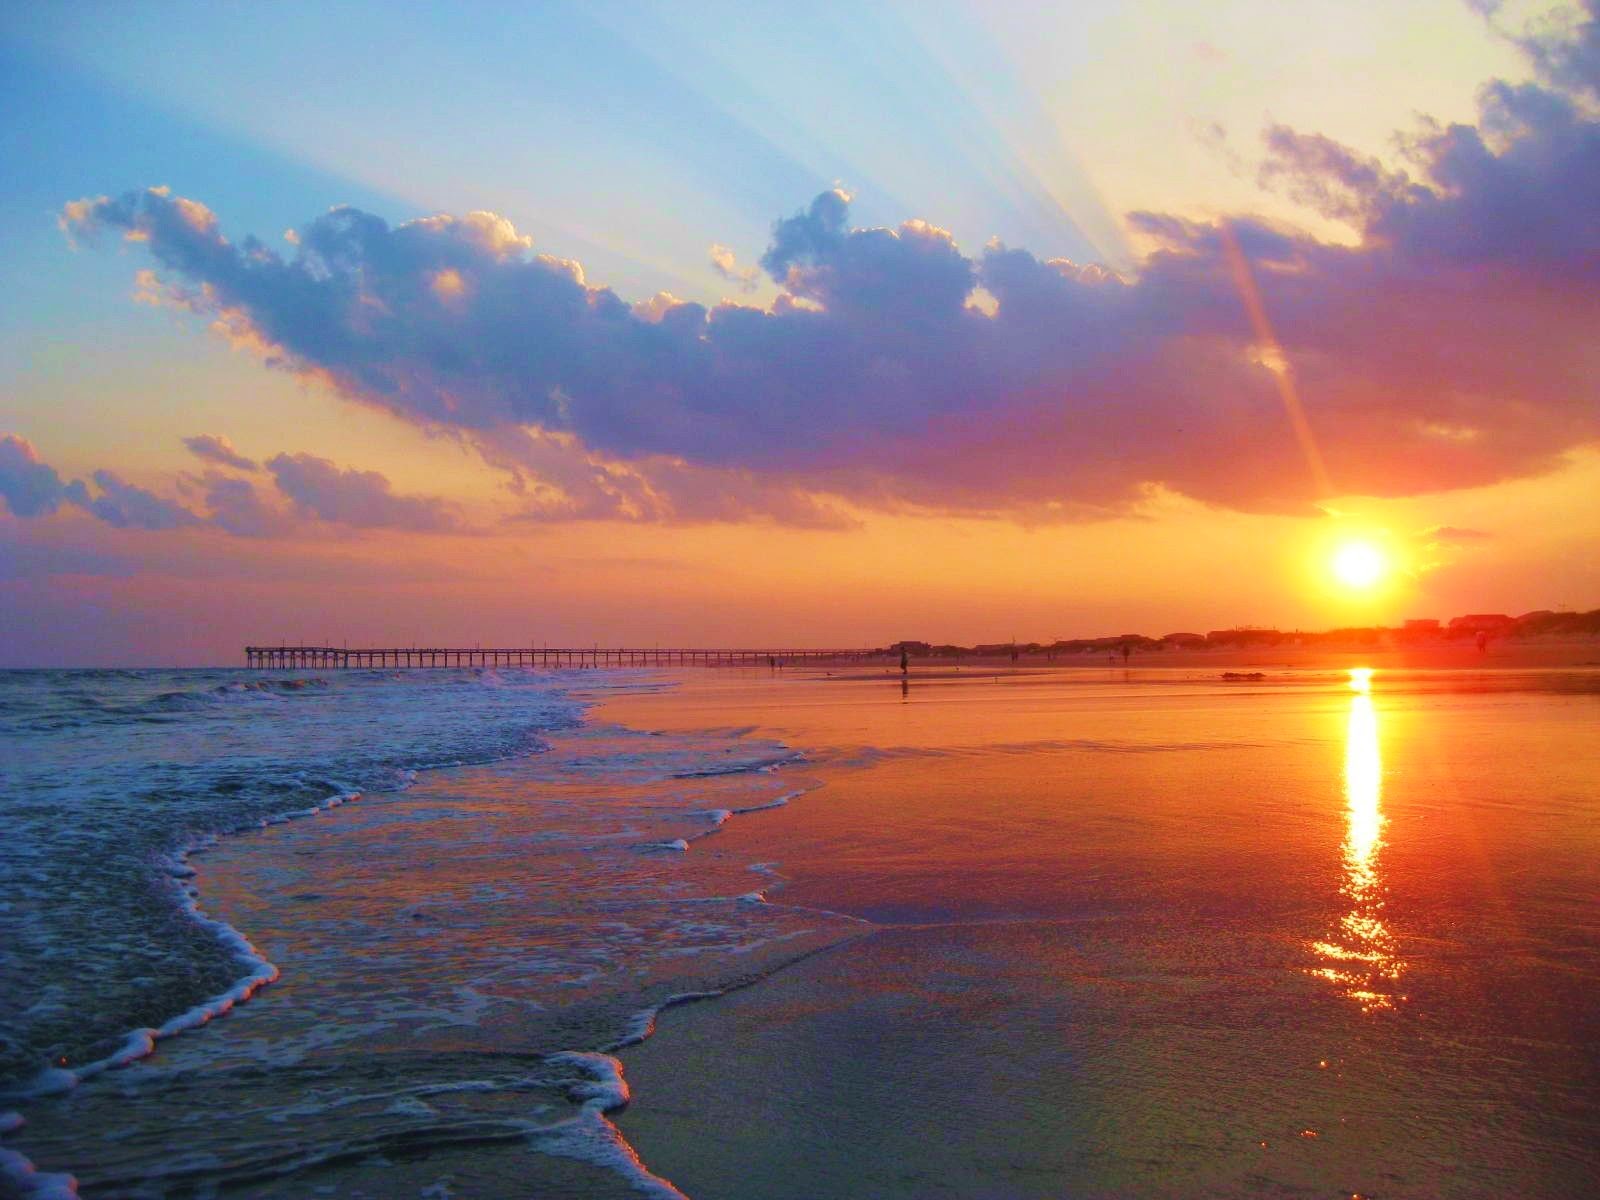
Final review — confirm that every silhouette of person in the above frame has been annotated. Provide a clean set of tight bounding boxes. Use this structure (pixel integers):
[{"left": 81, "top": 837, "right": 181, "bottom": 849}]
[
  {"left": 900, "top": 647, "right": 909, "bottom": 675},
  {"left": 1476, "top": 630, "right": 1488, "bottom": 653}
]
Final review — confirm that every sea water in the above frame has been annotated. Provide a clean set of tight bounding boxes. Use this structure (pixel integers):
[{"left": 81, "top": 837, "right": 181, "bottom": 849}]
[
  {"left": 0, "top": 667, "right": 854, "bottom": 1197},
  {"left": 4, "top": 666, "right": 1597, "bottom": 1198}
]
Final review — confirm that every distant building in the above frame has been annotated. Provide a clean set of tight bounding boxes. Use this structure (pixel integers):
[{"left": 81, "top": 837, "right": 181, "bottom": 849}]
[{"left": 1448, "top": 614, "right": 1513, "bottom": 632}]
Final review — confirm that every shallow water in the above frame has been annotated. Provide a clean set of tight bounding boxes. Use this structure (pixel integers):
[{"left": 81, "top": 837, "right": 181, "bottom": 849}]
[
  {"left": 1, "top": 667, "right": 856, "bottom": 1197},
  {"left": 0, "top": 667, "right": 587, "bottom": 1094},
  {"left": 3, "top": 665, "right": 1597, "bottom": 1197},
  {"left": 611, "top": 667, "right": 1600, "bottom": 1198}
]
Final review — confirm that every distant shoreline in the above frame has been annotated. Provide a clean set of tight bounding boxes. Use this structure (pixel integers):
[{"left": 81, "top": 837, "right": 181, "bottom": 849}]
[{"left": 854, "top": 639, "right": 1600, "bottom": 672}]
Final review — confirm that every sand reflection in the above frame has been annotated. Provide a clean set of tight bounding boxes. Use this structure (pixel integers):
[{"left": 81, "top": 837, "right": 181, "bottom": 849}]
[{"left": 1310, "top": 667, "right": 1405, "bottom": 1011}]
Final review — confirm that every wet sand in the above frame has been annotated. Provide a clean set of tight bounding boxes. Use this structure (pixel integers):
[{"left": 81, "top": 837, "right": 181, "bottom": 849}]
[{"left": 603, "top": 667, "right": 1600, "bottom": 1199}]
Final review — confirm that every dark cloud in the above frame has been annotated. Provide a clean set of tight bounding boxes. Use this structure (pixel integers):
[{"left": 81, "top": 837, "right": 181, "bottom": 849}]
[
  {"left": 2, "top": 435, "right": 197, "bottom": 530},
  {"left": 61, "top": 12, "right": 1600, "bottom": 520},
  {"left": 193, "top": 472, "right": 293, "bottom": 538},
  {"left": 266, "top": 453, "right": 459, "bottom": 531},
  {"left": 84, "top": 470, "right": 202, "bottom": 530},
  {"left": 0, "top": 435, "right": 84, "bottom": 517},
  {"left": 1481, "top": 0, "right": 1600, "bottom": 102},
  {"left": 3, "top": 433, "right": 467, "bottom": 537},
  {"left": 182, "top": 433, "right": 258, "bottom": 472}
]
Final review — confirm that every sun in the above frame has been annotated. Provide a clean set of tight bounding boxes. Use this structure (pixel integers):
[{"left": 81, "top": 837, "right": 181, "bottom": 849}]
[{"left": 1331, "top": 540, "right": 1387, "bottom": 590}]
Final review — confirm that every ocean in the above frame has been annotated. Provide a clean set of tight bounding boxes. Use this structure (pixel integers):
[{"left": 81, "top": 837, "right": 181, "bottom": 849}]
[{"left": 2, "top": 664, "right": 1597, "bottom": 1197}]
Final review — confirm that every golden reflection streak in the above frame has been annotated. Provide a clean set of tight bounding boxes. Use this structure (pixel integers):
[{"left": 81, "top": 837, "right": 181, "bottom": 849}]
[{"left": 1309, "top": 667, "right": 1406, "bottom": 1011}]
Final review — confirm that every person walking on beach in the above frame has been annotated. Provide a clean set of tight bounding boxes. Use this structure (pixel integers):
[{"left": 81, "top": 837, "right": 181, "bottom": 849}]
[{"left": 900, "top": 646, "right": 909, "bottom": 675}]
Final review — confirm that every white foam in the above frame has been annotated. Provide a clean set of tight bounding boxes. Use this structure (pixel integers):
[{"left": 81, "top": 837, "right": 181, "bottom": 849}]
[
  {"left": 539, "top": 1049, "right": 690, "bottom": 1196},
  {"left": 533, "top": 1108, "right": 687, "bottom": 1200},
  {"left": 14, "top": 840, "right": 282, "bottom": 1101},
  {"left": 0, "top": 1117, "right": 79, "bottom": 1200},
  {"left": 732, "top": 788, "right": 804, "bottom": 814},
  {"left": 546, "top": 1051, "right": 631, "bottom": 1112},
  {"left": 603, "top": 991, "right": 723, "bottom": 1052}
]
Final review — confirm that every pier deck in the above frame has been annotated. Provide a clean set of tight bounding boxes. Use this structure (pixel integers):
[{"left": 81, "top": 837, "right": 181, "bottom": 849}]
[{"left": 245, "top": 645, "right": 877, "bottom": 669}]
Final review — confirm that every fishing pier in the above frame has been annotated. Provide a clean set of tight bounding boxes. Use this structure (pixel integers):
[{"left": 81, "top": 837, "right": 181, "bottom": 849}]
[{"left": 245, "top": 645, "right": 878, "bottom": 669}]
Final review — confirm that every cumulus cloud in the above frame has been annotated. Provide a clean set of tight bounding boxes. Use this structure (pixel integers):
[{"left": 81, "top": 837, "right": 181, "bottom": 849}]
[
  {"left": 191, "top": 472, "right": 293, "bottom": 538},
  {"left": 2, "top": 436, "right": 202, "bottom": 530},
  {"left": 708, "top": 244, "right": 758, "bottom": 291},
  {"left": 0, "top": 435, "right": 85, "bottom": 517},
  {"left": 480, "top": 427, "right": 854, "bottom": 529},
  {"left": 60, "top": 9, "right": 1600, "bottom": 521},
  {"left": 3, "top": 433, "right": 469, "bottom": 537},
  {"left": 1480, "top": 0, "right": 1600, "bottom": 101},
  {"left": 83, "top": 469, "right": 202, "bottom": 530},
  {"left": 265, "top": 453, "right": 460, "bottom": 531},
  {"left": 182, "top": 433, "right": 258, "bottom": 471}
]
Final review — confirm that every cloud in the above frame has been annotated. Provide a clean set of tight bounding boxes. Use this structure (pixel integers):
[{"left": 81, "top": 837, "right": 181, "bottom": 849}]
[
  {"left": 4, "top": 434, "right": 212, "bottom": 530},
  {"left": 191, "top": 472, "right": 293, "bottom": 538},
  {"left": 265, "top": 452, "right": 460, "bottom": 531},
  {"left": 1480, "top": 0, "right": 1600, "bottom": 102},
  {"left": 84, "top": 470, "right": 203, "bottom": 530},
  {"left": 0, "top": 435, "right": 85, "bottom": 517},
  {"left": 60, "top": 13, "right": 1600, "bottom": 522},
  {"left": 182, "top": 433, "right": 258, "bottom": 471},
  {"left": 4, "top": 433, "right": 469, "bottom": 537},
  {"left": 1417, "top": 524, "right": 1491, "bottom": 542},
  {"left": 708, "top": 244, "right": 758, "bottom": 292}
]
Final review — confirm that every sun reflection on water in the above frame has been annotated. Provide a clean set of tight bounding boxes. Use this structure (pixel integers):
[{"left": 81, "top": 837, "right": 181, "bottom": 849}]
[{"left": 1310, "top": 667, "right": 1406, "bottom": 1011}]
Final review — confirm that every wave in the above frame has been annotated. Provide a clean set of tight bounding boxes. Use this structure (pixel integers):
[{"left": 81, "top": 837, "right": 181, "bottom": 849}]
[
  {"left": 0, "top": 668, "right": 863, "bottom": 1199},
  {"left": 0, "top": 668, "right": 586, "bottom": 1092}
]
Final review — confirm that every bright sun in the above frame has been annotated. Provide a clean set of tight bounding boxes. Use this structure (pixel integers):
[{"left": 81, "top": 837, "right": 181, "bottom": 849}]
[{"left": 1331, "top": 540, "right": 1387, "bottom": 589}]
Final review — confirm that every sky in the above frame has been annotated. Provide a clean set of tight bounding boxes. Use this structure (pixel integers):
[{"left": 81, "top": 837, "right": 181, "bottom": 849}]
[{"left": 2, "top": 0, "right": 1597, "bottom": 665}]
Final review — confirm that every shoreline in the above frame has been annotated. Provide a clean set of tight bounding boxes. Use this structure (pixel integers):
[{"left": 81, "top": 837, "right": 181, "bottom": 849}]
[
  {"left": 828, "top": 638, "right": 1600, "bottom": 673},
  {"left": 3, "top": 673, "right": 858, "bottom": 1198}
]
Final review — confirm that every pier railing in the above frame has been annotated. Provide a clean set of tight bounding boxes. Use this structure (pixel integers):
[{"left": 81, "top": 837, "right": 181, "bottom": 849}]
[{"left": 245, "top": 645, "right": 878, "bottom": 669}]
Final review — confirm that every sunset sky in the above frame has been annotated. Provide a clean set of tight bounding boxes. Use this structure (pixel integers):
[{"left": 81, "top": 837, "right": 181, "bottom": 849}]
[{"left": 3, "top": 0, "right": 1597, "bottom": 665}]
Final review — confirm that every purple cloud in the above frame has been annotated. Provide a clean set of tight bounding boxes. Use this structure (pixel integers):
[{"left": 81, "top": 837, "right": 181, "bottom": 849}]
[
  {"left": 265, "top": 453, "right": 459, "bottom": 531},
  {"left": 59, "top": 10, "right": 1600, "bottom": 521},
  {"left": 182, "top": 433, "right": 258, "bottom": 472},
  {"left": 4, "top": 435, "right": 207, "bottom": 530},
  {"left": 0, "top": 435, "right": 85, "bottom": 517},
  {"left": 84, "top": 470, "right": 202, "bottom": 530},
  {"left": 4, "top": 433, "right": 470, "bottom": 537},
  {"left": 191, "top": 472, "right": 293, "bottom": 538},
  {"left": 1482, "top": 0, "right": 1600, "bottom": 102}
]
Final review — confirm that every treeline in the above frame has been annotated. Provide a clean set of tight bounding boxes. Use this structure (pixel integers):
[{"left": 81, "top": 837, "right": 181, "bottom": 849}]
[{"left": 884, "top": 607, "right": 1600, "bottom": 658}]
